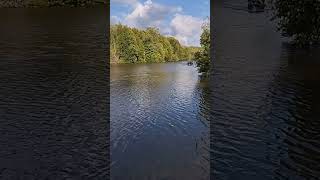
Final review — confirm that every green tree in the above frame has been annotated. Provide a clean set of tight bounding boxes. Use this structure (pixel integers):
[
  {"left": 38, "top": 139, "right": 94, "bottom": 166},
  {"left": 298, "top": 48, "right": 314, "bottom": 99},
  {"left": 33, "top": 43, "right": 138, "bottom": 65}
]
[
  {"left": 161, "top": 37, "right": 174, "bottom": 61},
  {"left": 143, "top": 32, "right": 160, "bottom": 63},
  {"left": 117, "top": 25, "right": 140, "bottom": 63},
  {"left": 110, "top": 24, "right": 197, "bottom": 64},
  {"left": 132, "top": 27, "right": 146, "bottom": 62},
  {"left": 167, "top": 37, "right": 183, "bottom": 61},
  {"left": 272, "top": 0, "right": 320, "bottom": 45},
  {"left": 110, "top": 25, "right": 119, "bottom": 63},
  {"left": 195, "top": 22, "right": 211, "bottom": 74}
]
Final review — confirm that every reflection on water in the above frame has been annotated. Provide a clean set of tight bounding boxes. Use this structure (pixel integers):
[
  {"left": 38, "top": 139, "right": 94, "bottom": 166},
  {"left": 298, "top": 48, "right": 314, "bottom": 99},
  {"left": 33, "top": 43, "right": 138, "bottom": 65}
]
[
  {"left": 0, "top": 7, "right": 108, "bottom": 179},
  {"left": 111, "top": 62, "right": 210, "bottom": 180},
  {"left": 212, "top": 0, "right": 320, "bottom": 179}
]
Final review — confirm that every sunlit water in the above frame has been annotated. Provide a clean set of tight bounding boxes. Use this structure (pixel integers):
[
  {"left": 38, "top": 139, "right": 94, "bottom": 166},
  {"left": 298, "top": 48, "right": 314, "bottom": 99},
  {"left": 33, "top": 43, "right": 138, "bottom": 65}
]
[
  {"left": 212, "top": 0, "right": 320, "bottom": 179},
  {"left": 0, "top": 7, "right": 108, "bottom": 179},
  {"left": 111, "top": 62, "right": 210, "bottom": 180}
]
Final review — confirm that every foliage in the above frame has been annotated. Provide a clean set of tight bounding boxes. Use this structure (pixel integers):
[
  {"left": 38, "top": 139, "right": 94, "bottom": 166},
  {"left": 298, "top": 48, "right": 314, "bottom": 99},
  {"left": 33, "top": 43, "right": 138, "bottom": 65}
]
[
  {"left": 110, "top": 24, "right": 199, "bottom": 63},
  {"left": 272, "top": 0, "right": 320, "bottom": 46},
  {"left": 195, "top": 22, "right": 211, "bottom": 74}
]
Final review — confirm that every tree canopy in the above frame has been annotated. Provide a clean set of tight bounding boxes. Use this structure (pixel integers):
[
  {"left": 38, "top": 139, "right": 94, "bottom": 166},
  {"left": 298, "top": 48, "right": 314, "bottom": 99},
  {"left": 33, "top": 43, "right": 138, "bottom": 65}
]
[
  {"left": 272, "top": 0, "right": 320, "bottom": 45},
  {"left": 110, "top": 24, "right": 200, "bottom": 64},
  {"left": 195, "top": 22, "right": 211, "bottom": 74}
]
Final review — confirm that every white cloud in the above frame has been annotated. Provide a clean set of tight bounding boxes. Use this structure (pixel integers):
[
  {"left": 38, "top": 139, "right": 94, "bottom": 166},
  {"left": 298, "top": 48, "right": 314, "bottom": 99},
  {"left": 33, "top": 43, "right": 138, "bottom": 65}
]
[
  {"left": 112, "top": 0, "right": 205, "bottom": 46},
  {"left": 170, "top": 14, "right": 204, "bottom": 46},
  {"left": 124, "top": 0, "right": 182, "bottom": 29}
]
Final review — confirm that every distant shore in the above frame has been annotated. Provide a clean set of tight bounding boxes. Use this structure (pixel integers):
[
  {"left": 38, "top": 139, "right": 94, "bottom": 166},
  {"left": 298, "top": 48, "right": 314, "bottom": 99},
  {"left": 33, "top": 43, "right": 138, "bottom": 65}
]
[
  {"left": 0, "top": 0, "right": 107, "bottom": 8},
  {"left": 110, "top": 59, "right": 194, "bottom": 65}
]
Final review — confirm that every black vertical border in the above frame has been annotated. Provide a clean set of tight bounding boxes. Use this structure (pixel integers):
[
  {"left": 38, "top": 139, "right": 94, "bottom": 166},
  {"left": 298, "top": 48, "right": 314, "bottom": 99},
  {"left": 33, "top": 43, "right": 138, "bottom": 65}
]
[
  {"left": 210, "top": 0, "right": 214, "bottom": 179},
  {"left": 106, "top": 1, "right": 111, "bottom": 180}
]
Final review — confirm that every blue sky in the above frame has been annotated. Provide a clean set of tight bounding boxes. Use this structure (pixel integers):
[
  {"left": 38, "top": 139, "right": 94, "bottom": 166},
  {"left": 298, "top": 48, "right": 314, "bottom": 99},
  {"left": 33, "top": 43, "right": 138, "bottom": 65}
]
[{"left": 111, "top": 0, "right": 210, "bottom": 47}]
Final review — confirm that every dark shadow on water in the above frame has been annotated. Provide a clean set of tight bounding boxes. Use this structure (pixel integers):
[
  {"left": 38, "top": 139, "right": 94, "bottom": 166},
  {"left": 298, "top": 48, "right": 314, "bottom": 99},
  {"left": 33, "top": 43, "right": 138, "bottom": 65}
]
[
  {"left": 0, "top": 7, "right": 109, "bottom": 179},
  {"left": 269, "top": 44, "right": 320, "bottom": 179},
  {"left": 211, "top": 0, "right": 320, "bottom": 179}
]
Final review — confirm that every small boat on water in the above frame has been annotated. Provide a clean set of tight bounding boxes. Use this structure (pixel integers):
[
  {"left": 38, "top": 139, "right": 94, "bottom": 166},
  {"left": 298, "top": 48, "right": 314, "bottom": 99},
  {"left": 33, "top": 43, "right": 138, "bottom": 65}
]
[{"left": 187, "top": 61, "right": 193, "bottom": 66}]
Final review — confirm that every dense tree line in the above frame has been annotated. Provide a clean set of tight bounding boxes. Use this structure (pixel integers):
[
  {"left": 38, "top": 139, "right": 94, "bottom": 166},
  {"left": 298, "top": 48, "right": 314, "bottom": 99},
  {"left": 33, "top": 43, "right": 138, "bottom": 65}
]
[
  {"left": 246, "top": 0, "right": 320, "bottom": 46},
  {"left": 110, "top": 24, "right": 200, "bottom": 64}
]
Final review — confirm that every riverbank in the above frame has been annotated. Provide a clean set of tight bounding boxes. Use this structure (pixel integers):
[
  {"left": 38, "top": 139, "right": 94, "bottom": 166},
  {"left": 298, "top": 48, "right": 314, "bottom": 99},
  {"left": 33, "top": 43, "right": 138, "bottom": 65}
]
[
  {"left": 110, "top": 59, "right": 195, "bottom": 65},
  {"left": 0, "top": 0, "right": 107, "bottom": 8}
]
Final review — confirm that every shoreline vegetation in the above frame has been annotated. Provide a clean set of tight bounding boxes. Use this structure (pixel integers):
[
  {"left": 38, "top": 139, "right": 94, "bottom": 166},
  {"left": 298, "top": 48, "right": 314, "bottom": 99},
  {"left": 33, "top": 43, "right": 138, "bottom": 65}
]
[
  {"left": 0, "top": 0, "right": 107, "bottom": 7},
  {"left": 194, "top": 22, "right": 210, "bottom": 74},
  {"left": 110, "top": 22, "right": 210, "bottom": 74},
  {"left": 249, "top": 0, "right": 320, "bottom": 46},
  {"left": 271, "top": 0, "right": 320, "bottom": 46},
  {"left": 110, "top": 24, "right": 200, "bottom": 64}
]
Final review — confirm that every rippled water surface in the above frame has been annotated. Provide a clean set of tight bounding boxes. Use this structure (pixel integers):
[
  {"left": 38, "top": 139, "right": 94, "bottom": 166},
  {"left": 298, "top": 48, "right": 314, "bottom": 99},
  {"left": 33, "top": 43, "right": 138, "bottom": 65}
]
[
  {"left": 212, "top": 0, "right": 320, "bottom": 179},
  {"left": 0, "top": 8, "right": 108, "bottom": 179},
  {"left": 111, "top": 62, "right": 210, "bottom": 179}
]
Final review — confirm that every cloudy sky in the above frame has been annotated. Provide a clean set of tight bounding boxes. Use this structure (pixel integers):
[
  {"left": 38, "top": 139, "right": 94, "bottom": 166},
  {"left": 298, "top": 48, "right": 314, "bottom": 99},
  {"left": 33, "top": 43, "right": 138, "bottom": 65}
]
[{"left": 111, "top": 0, "right": 210, "bottom": 47}]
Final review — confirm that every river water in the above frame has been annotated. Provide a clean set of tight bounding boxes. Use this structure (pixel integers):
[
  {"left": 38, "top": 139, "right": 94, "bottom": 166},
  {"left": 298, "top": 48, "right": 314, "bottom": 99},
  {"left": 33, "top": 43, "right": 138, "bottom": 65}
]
[
  {"left": 212, "top": 0, "right": 320, "bottom": 179},
  {"left": 111, "top": 62, "right": 210, "bottom": 179},
  {"left": 0, "top": 7, "right": 108, "bottom": 179}
]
